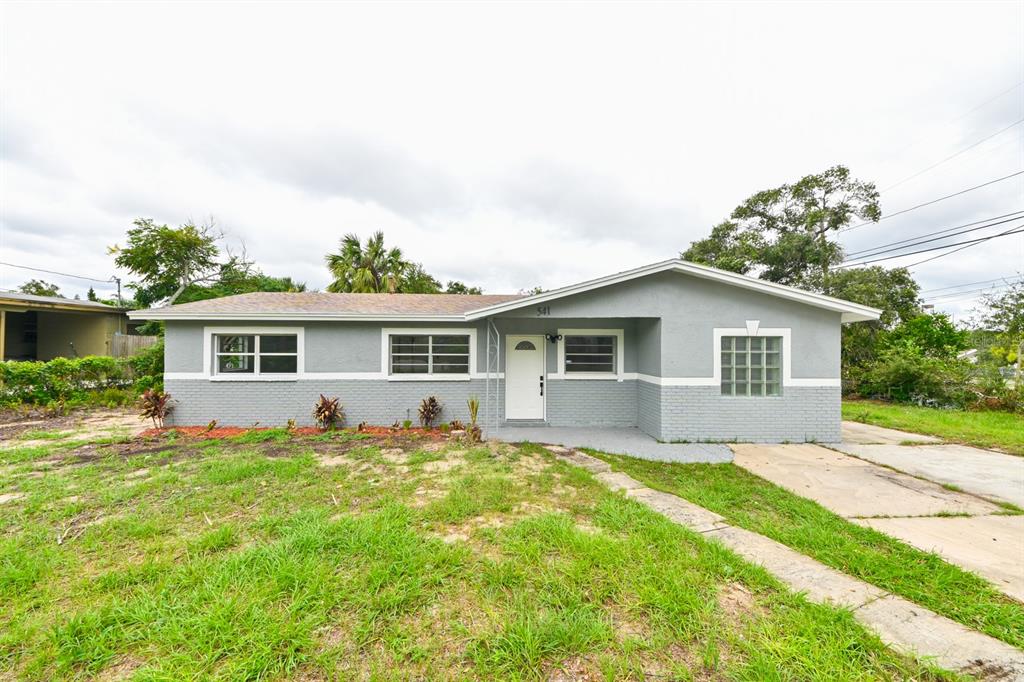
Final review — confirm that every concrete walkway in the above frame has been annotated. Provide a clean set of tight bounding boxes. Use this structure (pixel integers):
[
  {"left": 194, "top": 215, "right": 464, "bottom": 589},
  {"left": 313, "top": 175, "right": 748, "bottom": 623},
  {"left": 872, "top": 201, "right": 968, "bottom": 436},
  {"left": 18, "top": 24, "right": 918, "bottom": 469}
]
[
  {"left": 549, "top": 447, "right": 1024, "bottom": 679},
  {"left": 491, "top": 426, "right": 733, "bottom": 463}
]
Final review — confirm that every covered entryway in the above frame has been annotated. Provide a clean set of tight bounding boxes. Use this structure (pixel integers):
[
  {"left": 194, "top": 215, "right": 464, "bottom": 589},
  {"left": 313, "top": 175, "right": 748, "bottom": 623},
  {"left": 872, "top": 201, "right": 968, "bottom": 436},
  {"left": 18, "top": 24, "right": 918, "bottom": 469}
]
[{"left": 504, "top": 335, "right": 545, "bottom": 420}]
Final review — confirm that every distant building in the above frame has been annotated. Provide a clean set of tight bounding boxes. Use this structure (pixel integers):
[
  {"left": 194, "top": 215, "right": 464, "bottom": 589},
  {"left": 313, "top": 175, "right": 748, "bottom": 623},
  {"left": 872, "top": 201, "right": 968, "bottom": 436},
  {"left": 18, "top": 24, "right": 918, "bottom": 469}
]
[{"left": 0, "top": 292, "right": 150, "bottom": 361}]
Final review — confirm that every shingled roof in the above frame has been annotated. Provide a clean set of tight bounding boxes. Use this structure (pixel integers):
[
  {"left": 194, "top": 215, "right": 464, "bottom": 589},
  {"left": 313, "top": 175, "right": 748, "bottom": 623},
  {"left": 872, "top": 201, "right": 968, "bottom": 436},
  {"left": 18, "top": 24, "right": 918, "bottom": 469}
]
[{"left": 130, "top": 292, "right": 524, "bottom": 320}]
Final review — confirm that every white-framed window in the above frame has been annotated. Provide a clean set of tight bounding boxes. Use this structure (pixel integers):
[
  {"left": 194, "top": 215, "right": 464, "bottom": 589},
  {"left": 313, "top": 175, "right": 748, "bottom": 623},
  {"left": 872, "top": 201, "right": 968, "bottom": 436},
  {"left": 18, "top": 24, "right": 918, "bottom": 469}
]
[
  {"left": 555, "top": 328, "right": 624, "bottom": 379},
  {"left": 203, "top": 326, "right": 304, "bottom": 380},
  {"left": 382, "top": 328, "right": 476, "bottom": 380},
  {"left": 564, "top": 335, "right": 615, "bottom": 373},
  {"left": 214, "top": 333, "right": 299, "bottom": 376},
  {"left": 720, "top": 335, "right": 781, "bottom": 396}
]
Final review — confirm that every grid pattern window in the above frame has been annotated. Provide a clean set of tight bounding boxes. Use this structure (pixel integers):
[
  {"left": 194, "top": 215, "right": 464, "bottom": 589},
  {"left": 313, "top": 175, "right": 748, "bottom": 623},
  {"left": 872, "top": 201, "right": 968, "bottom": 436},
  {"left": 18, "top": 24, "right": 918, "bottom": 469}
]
[
  {"left": 214, "top": 334, "right": 298, "bottom": 375},
  {"left": 390, "top": 334, "right": 470, "bottom": 375},
  {"left": 564, "top": 335, "right": 615, "bottom": 373},
  {"left": 721, "top": 336, "right": 781, "bottom": 396}
]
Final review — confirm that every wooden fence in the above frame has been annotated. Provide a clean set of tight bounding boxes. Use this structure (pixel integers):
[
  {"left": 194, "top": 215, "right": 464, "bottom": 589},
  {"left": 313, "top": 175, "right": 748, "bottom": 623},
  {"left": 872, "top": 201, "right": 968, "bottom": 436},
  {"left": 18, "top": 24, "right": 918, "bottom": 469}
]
[{"left": 112, "top": 334, "right": 159, "bottom": 358}]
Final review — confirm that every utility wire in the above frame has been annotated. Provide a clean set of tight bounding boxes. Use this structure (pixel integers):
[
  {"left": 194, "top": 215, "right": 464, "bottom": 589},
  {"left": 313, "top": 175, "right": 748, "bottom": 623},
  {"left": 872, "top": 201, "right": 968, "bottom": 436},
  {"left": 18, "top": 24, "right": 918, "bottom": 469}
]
[
  {"left": 923, "top": 281, "right": 1021, "bottom": 302},
  {"left": 842, "top": 173, "right": 1024, "bottom": 232},
  {"left": 846, "top": 211, "right": 1024, "bottom": 257},
  {"left": 902, "top": 224, "right": 1024, "bottom": 269},
  {"left": 839, "top": 222, "right": 1024, "bottom": 268},
  {"left": 880, "top": 118, "right": 1024, "bottom": 193},
  {"left": 843, "top": 214, "right": 1024, "bottom": 260},
  {"left": 920, "top": 275, "right": 1022, "bottom": 294},
  {"left": 0, "top": 261, "right": 113, "bottom": 283}
]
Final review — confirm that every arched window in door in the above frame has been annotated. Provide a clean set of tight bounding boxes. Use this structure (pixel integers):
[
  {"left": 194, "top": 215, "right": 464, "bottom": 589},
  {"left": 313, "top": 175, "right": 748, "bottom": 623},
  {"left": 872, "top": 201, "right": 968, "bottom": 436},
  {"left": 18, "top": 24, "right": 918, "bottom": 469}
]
[{"left": 514, "top": 340, "right": 537, "bottom": 351}]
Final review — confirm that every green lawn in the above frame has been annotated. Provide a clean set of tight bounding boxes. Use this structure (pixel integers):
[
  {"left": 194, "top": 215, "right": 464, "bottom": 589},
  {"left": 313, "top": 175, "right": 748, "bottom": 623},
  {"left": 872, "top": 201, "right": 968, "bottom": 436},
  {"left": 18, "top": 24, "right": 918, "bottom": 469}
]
[
  {"left": 591, "top": 451, "right": 1024, "bottom": 650},
  {"left": 0, "top": 424, "right": 955, "bottom": 680},
  {"left": 843, "top": 399, "right": 1024, "bottom": 456}
]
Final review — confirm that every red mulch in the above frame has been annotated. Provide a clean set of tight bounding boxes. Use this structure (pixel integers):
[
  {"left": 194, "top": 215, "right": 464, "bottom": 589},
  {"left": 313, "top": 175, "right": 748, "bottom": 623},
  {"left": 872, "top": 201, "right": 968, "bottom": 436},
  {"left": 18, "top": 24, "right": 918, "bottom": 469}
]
[{"left": 138, "top": 424, "right": 449, "bottom": 440}]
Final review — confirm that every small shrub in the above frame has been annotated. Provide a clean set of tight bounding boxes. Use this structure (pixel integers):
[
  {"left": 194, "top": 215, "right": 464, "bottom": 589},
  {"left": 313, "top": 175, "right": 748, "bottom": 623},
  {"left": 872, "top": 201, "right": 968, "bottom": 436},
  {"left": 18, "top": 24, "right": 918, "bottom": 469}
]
[
  {"left": 285, "top": 418, "right": 296, "bottom": 432},
  {"left": 313, "top": 394, "right": 343, "bottom": 430},
  {"left": 450, "top": 419, "right": 465, "bottom": 431},
  {"left": 402, "top": 419, "right": 412, "bottom": 430},
  {"left": 439, "top": 423, "right": 450, "bottom": 434},
  {"left": 391, "top": 420, "right": 401, "bottom": 430},
  {"left": 419, "top": 396, "right": 442, "bottom": 428},
  {"left": 467, "top": 424, "right": 482, "bottom": 443},
  {"left": 357, "top": 421, "right": 368, "bottom": 432},
  {"left": 205, "top": 419, "right": 218, "bottom": 433},
  {"left": 138, "top": 389, "right": 173, "bottom": 428}
]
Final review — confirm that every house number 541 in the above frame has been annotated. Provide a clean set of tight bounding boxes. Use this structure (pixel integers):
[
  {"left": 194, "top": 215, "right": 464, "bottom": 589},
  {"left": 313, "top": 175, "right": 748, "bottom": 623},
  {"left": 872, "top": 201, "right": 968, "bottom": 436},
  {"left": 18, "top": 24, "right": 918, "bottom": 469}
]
[{"left": 536, "top": 306, "right": 550, "bottom": 316}]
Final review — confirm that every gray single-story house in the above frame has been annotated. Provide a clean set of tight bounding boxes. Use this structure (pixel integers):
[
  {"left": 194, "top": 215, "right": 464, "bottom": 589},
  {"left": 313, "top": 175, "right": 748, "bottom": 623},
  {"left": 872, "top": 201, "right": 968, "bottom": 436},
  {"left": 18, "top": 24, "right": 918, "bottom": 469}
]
[{"left": 129, "top": 259, "right": 880, "bottom": 442}]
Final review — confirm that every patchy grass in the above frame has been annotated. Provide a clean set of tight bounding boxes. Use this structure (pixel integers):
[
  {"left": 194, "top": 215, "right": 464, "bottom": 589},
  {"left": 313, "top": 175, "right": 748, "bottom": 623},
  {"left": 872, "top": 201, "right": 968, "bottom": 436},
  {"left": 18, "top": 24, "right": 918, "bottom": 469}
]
[
  {"left": 844, "top": 399, "right": 1024, "bottom": 455},
  {"left": 0, "top": 430, "right": 957, "bottom": 680},
  {"left": 591, "top": 451, "right": 1024, "bottom": 650}
]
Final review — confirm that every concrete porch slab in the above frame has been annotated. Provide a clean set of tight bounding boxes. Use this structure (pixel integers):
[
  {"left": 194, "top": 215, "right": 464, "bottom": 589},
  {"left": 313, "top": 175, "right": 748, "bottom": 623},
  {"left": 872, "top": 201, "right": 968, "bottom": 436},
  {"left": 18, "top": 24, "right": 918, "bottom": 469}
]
[{"left": 490, "top": 426, "right": 733, "bottom": 463}]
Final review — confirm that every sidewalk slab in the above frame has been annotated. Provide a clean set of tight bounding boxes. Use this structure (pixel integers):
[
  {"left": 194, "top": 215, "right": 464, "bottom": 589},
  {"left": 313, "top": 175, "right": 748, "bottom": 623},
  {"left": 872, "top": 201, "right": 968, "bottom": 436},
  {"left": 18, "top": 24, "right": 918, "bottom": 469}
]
[
  {"left": 732, "top": 443, "right": 998, "bottom": 518},
  {"left": 705, "top": 525, "right": 885, "bottom": 608},
  {"left": 626, "top": 487, "right": 728, "bottom": 533},
  {"left": 831, "top": 442, "right": 1024, "bottom": 507},
  {"left": 855, "top": 595, "right": 1024, "bottom": 678},
  {"left": 855, "top": 515, "right": 1024, "bottom": 602}
]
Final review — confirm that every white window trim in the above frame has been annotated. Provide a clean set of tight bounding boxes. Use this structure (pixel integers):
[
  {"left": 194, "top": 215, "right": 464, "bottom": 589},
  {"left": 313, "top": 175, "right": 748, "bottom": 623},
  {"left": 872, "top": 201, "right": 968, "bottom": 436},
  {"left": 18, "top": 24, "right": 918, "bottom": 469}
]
[
  {"left": 203, "top": 326, "right": 304, "bottom": 381},
  {"left": 381, "top": 327, "right": 477, "bottom": 382},
  {"left": 551, "top": 328, "right": 625, "bottom": 381}
]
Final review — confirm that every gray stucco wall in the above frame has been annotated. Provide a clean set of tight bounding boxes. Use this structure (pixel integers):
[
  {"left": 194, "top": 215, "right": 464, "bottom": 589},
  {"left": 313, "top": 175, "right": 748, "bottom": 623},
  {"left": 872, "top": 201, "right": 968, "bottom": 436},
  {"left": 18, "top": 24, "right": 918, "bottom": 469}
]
[
  {"left": 546, "top": 379, "right": 637, "bottom": 428},
  {"left": 500, "top": 271, "right": 841, "bottom": 379}
]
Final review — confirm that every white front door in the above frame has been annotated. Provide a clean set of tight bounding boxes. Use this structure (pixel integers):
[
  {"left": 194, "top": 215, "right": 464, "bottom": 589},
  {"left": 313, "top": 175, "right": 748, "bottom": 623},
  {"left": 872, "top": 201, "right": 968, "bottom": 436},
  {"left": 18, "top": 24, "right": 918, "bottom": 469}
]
[{"left": 505, "top": 335, "right": 545, "bottom": 420}]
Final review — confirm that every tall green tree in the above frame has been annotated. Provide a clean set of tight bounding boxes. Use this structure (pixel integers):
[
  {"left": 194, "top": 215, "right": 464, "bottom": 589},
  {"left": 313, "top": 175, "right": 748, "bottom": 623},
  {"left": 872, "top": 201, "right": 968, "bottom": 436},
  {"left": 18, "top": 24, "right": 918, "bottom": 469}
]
[
  {"left": 17, "top": 279, "right": 61, "bottom": 297},
  {"left": 977, "top": 281, "right": 1024, "bottom": 381},
  {"left": 325, "top": 231, "right": 407, "bottom": 293},
  {"left": 683, "top": 166, "right": 881, "bottom": 286},
  {"left": 324, "top": 231, "right": 483, "bottom": 294},
  {"left": 111, "top": 218, "right": 251, "bottom": 306}
]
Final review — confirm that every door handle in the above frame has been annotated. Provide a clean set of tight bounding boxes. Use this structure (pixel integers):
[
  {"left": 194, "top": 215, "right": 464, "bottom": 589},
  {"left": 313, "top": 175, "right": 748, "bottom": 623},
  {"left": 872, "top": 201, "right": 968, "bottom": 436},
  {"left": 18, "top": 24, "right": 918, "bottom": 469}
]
[{"left": 539, "top": 375, "right": 544, "bottom": 396}]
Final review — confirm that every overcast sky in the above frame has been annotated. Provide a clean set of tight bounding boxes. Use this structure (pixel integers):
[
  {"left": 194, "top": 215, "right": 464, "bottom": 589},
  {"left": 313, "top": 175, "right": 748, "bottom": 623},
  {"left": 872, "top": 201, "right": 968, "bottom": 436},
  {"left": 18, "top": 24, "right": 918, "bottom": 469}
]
[{"left": 1, "top": 1, "right": 1021, "bottom": 320}]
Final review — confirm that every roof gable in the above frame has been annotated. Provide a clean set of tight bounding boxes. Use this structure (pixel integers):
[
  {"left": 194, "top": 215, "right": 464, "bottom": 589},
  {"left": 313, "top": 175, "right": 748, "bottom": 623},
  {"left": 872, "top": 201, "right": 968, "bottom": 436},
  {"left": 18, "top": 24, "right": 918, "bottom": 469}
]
[{"left": 463, "top": 260, "right": 881, "bottom": 323}]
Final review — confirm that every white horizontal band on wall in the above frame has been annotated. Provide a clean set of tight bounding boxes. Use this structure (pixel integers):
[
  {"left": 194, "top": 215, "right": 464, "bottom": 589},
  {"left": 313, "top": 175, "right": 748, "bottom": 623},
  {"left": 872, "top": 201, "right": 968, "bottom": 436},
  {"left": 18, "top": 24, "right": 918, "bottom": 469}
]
[{"left": 165, "top": 372, "right": 505, "bottom": 381}]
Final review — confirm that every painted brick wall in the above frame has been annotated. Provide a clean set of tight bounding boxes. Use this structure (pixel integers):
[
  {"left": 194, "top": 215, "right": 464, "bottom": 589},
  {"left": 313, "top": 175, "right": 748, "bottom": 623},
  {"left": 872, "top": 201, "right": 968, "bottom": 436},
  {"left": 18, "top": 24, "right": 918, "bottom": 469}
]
[
  {"left": 164, "top": 379, "right": 502, "bottom": 428},
  {"left": 637, "top": 379, "right": 661, "bottom": 438},
  {"left": 657, "top": 384, "right": 840, "bottom": 442},
  {"left": 545, "top": 379, "right": 638, "bottom": 427}
]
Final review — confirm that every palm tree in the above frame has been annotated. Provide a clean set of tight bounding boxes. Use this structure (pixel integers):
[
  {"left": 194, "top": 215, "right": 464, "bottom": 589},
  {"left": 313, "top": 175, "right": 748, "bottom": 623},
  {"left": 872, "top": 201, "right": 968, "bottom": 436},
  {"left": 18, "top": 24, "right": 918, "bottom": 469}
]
[{"left": 325, "top": 231, "right": 408, "bottom": 293}]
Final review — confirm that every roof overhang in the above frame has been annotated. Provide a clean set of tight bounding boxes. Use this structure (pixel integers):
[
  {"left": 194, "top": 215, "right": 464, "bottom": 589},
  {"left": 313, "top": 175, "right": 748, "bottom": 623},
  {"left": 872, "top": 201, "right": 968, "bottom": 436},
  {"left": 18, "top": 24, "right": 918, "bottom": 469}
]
[
  {"left": 463, "top": 259, "right": 882, "bottom": 323},
  {"left": 126, "top": 311, "right": 469, "bottom": 323},
  {"left": 127, "top": 259, "right": 882, "bottom": 324},
  {"left": 0, "top": 299, "right": 127, "bottom": 315}
]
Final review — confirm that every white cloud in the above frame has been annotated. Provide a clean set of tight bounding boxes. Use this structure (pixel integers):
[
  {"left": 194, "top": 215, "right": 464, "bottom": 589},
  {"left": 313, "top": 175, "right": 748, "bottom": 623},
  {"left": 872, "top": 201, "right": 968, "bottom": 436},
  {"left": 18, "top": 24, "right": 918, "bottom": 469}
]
[{"left": 0, "top": 1, "right": 1021, "bottom": 319}]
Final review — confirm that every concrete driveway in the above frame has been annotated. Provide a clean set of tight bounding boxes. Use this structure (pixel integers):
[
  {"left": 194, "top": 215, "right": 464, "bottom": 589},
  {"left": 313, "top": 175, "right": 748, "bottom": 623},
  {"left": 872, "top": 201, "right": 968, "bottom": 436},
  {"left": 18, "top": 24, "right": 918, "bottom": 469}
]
[{"left": 733, "top": 424, "right": 1024, "bottom": 601}]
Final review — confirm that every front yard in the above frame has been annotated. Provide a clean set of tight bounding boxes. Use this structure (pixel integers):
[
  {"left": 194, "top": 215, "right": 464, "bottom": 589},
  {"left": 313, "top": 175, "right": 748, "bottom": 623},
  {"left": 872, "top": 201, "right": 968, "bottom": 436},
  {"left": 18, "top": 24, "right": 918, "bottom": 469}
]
[
  {"left": 843, "top": 399, "right": 1024, "bottom": 456},
  {"left": 0, "top": 416, "right": 954, "bottom": 680}
]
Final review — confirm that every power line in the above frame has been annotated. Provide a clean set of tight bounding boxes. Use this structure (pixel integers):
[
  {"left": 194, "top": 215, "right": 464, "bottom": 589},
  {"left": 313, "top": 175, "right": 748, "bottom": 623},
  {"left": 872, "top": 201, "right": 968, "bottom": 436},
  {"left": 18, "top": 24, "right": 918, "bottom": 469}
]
[
  {"left": 844, "top": 214, "right": 1024, "bottom": 260},
  {"left": 920, "top": 275, "right": 1023, "bottom": 294},
  {"left": 883, "top": 80, "right": 1024, "bottom": 162},
  {"left": 923, "top": 281, "right": 1021, "bottom": 302},
  {"left": 842, "top": 173, "right": 1024, "bottom": 232},
  {"left": 0, "top": 261, "right": 113, "bottom": 283},
  {"left": 880, "top": 118, "right": 1024, "bottom": 193},
  {"left": 839, "top": 222, "right": 1024, "bottom": 268},
  {"left": 903, "top": 224, "right": 1024, "bottom": 269}
]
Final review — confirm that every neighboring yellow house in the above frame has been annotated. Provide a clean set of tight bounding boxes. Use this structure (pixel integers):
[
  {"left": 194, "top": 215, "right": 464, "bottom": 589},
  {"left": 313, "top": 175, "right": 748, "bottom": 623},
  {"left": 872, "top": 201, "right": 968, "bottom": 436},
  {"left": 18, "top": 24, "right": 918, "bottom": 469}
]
[{"left": 0, "top": 292, "right": 149, "bottom": 361}]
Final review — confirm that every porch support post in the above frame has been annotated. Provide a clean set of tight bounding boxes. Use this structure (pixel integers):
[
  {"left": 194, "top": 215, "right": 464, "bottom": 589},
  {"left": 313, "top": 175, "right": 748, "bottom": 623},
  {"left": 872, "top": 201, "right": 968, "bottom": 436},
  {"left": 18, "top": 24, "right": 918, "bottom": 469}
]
[{"left": 0, "top": 310, "right": 5, "bottom": 361}]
